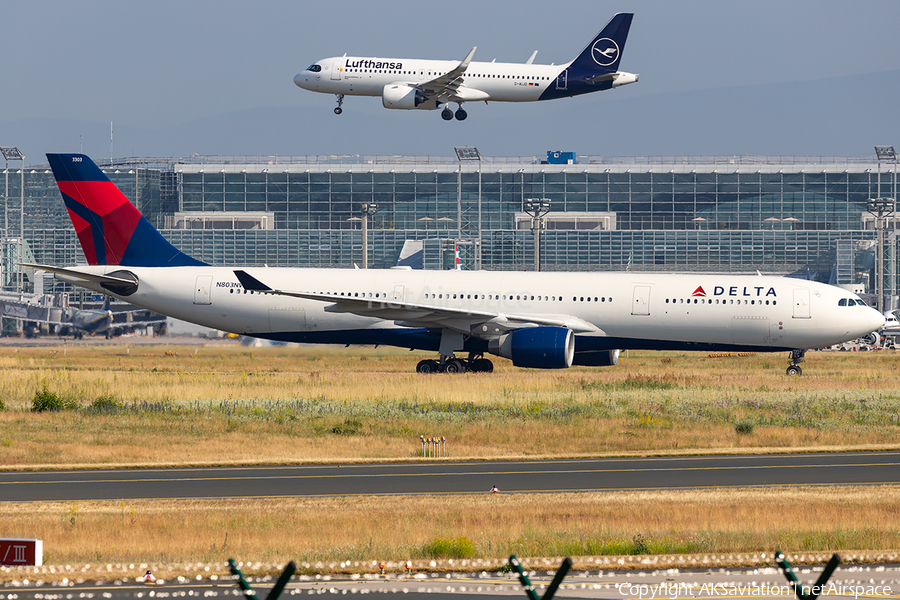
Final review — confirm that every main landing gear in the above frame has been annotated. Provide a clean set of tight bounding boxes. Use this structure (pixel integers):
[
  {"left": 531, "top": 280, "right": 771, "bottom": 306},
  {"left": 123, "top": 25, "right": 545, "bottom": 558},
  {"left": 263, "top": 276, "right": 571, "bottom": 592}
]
[
  {"left": 334, "top": 94, "right": 344, "bottom": 115},
  {"left": 786, "top": 349, "right": 805, "bottom": 376},
  {"left": 416, "top": 354, "right": 493, "bottom": 374},
  {"left": 440, "top": 104, "right": 467, "bottom": 121}
]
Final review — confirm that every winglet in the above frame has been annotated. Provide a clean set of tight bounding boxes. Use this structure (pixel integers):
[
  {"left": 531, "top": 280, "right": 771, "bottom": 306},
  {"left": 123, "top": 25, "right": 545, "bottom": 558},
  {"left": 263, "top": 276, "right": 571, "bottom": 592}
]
[
  {"left": 525, "top": 50, "right": 538, "bottom": 65},
  {"left": 460, "top": 46, "right": 476, "bottom": 69},
  {"left": 234, "top": 270, "right": 273, "bottom": 292}
]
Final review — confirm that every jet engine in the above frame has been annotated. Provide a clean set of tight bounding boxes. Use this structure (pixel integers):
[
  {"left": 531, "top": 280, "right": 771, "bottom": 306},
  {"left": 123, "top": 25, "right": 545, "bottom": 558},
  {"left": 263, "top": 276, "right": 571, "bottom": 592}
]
[
  {"left": 488, "top": 326, "right": 575, "bottom": 369},
  {"left": 572, "top": 349, "right": 620, "bottom": 367},
  {"left": 382, "top": 84, "right": 431, "bottom": 110}
]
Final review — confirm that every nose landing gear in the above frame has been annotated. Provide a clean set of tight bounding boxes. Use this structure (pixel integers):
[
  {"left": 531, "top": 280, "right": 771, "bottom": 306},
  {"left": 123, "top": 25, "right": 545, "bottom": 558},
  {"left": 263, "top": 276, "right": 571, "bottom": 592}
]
[
  {"left": 334, "top": 94, "right": 344, "bottom": 115},
  {"left": 786, "top": 349, "right": 805, "bottom": 376}
]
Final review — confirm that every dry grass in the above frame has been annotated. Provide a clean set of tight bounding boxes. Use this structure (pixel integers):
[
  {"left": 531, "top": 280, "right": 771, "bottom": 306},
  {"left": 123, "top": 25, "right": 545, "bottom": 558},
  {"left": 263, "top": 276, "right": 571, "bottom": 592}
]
[
  {"left": 0, "top": 486, "right": 897, "bottom": 578},
  {"left": 0, "top": 344, "right": 898, "bottom": 467}
]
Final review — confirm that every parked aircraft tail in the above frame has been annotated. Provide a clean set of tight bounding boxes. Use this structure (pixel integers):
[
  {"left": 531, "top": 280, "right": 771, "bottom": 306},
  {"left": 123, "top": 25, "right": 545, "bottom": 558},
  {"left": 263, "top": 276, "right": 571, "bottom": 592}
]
[
  {"left": 568, "top": 12, "right": 633, "bottom": 73},
  {"left": 46, "top": 153, "right": 205, "bottom": 267}
]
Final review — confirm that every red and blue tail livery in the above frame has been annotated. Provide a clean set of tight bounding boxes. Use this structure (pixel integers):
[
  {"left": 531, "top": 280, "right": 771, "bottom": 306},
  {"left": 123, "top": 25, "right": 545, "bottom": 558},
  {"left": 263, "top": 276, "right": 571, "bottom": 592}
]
[{"left": 47, "top": 154, "right": 205, "bottom": 267}]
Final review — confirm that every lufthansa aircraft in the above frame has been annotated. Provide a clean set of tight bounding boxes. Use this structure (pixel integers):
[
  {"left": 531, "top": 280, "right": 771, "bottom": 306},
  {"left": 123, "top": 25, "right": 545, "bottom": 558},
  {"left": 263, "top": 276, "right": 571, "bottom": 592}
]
[
  {"left": 293, "top": 13, "right": 638, "bottom": 120},
  {"left": 28, "top": 154, "right": 884, "bottom": 376}
]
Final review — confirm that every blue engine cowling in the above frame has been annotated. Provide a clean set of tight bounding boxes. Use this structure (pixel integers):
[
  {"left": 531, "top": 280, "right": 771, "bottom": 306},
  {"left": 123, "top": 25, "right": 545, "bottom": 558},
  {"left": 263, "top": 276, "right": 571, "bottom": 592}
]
[{"left": 489, "top": 326, "right": 575, "bottom": 369}]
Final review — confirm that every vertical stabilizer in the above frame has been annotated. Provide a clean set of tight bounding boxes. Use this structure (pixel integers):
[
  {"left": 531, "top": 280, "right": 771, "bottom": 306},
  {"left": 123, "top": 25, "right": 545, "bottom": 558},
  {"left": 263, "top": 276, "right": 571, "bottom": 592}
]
[
  {"left": 47, "top": 154, "right": 205, "bottom": 267},
  {"left": 568, "top": 13, "right": 633, "bottom": 73}
]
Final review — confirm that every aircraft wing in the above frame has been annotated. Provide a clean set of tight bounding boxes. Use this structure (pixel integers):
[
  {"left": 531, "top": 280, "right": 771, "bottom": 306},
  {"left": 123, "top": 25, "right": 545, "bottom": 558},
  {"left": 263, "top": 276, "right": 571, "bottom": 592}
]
[
  {"left": 234, "top": 270, "right": 601, "bottom": 338},
  {"left": 416, "top": 47, "right": 484, "bottom": 103}
]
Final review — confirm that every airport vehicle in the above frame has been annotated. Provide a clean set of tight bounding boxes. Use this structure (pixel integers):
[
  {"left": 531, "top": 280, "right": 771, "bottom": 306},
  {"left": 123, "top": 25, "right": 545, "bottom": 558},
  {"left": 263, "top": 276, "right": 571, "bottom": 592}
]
[
  {"left": 293, "top": 13, "right": 638, "bottom": 120},
  {"left": 28, "top": 154, "right": 885, "bottom": 375}
]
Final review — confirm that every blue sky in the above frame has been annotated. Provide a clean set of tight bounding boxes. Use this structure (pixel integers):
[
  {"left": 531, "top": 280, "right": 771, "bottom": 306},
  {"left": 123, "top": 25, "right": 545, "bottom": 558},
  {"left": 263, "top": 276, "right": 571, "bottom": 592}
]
[{"left": 2, "top": 0, "right": 899, "bottom": 163}]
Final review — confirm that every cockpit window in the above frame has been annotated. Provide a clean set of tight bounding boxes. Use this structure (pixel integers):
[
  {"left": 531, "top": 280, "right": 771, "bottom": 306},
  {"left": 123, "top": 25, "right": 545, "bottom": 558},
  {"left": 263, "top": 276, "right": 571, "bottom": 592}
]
[
  {"left": 307, "top": 64, "right": 322, "bottom": 72},
  {"left": 839, "top": 298, "right": 867, "bottom": 307}
]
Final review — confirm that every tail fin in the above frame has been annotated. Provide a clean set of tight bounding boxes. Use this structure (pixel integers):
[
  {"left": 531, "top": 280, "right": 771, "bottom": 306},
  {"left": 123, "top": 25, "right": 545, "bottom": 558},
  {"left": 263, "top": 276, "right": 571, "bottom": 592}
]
[
  {"left": 47, "top": 153, "right": 205, "bottom": 267},
  {"left": 569, "top": 13, "right": 633, "bottom": 72}
]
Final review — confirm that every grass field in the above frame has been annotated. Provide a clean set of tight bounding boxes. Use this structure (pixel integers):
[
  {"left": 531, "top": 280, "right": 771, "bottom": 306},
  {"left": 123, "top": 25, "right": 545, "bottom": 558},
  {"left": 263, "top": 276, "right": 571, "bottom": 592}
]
[
  {"left": 0, "top": 344, "right": 898, "bottom": 467},
  {"left": 0, "top": 343, "right": 898, "bottom": 577}
]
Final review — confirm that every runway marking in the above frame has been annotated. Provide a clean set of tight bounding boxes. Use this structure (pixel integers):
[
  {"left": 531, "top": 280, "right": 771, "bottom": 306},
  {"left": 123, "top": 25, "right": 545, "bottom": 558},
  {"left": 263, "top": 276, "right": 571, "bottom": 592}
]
[{"left": 1, "top": 460, "right": 898, "bottom": 487}]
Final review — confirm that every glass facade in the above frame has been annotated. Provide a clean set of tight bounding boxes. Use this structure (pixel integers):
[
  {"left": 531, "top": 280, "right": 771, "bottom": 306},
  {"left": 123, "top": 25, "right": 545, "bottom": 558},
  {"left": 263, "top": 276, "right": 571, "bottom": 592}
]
[{"left": 3, "top": 155, "right": 897, "bottom": 299}]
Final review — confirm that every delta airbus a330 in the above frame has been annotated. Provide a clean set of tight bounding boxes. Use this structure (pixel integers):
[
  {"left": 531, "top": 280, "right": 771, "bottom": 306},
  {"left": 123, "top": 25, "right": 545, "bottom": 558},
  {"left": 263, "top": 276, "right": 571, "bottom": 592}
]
[
  {"left": 293, "top": 13, "right": 638, "bottom": 120},
  {"left": 28, "top": 154, "right": 884, "bottom": 376}
]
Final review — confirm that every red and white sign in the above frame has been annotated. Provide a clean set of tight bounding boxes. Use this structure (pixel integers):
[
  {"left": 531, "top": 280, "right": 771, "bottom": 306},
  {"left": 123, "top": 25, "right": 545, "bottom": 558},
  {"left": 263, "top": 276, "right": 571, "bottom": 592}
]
[{"left": 0, "top": 539, "right": 43, "bottom": 566}]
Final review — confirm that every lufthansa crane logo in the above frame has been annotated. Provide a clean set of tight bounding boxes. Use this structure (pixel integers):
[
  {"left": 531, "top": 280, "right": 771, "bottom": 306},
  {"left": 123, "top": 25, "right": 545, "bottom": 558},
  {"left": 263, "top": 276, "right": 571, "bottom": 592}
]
[{"left": 591, "top": 38, "right": 619, "bottom": 67}]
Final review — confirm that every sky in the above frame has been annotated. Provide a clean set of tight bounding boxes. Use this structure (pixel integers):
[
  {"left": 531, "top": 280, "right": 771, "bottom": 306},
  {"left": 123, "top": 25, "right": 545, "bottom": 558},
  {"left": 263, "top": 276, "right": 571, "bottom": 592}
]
[{"left": 2, "top": 0, "right": 899, "bottom": 165}]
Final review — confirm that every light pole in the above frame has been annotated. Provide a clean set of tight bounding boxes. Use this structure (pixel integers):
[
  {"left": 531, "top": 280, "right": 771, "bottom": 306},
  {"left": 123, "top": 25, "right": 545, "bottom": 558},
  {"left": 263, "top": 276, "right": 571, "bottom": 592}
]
[
  {"left": 868, "top": 196, "right": 894, "bottom": 313},
  {"left": 524, "top": 198, "right": 551, "bottom": 272},
  {"left": 1, "top": 147, "right": 24, "bottom": 293},
  {"left": 454, "top": 146, "right": 482, "bottom": 253},
  {"left": 360, "top": 202, "right": 379, "bottom": 269},
  {"left": 874, "top": 146, "right": 897, "bottom": 312}
]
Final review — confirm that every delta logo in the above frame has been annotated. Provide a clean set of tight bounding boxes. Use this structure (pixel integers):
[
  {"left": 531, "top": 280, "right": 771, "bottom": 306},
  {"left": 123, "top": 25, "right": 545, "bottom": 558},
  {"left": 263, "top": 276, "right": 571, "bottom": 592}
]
[{"left": 691, "top": 284, "right": 778, "bottom": 297}]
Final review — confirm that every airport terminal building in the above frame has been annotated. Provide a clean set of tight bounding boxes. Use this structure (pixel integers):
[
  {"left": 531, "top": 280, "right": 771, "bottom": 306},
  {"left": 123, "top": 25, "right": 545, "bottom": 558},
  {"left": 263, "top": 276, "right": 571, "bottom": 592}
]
[{"left": 3, "top": 152, "right": 898, "bottom": 308}]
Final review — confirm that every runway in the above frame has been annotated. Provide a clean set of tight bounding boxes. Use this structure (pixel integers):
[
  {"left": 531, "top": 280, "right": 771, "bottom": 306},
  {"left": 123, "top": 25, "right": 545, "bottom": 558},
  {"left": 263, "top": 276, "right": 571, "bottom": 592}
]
[{"left": 2, "top": 451, "right": 898, "bottom": 502}]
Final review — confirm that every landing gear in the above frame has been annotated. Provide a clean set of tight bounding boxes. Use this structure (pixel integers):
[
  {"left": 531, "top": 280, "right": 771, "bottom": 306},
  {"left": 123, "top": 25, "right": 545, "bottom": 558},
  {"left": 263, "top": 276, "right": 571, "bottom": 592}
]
[
  {"left": 416, "top": 359, "right": 441, "bottom": 374},
  {"left": 415, "top": 354, "right": 494, "bottom": 374},
  {"left": 440, "top": 104, "right": 467, "bottom": 121},
  {"left": 334, "top": 94, "right": 344, "bottom": 115},
  {"left": 444, "top": 358, "right": 466, "bottom": 374},
  {"left": 786, "top": 349, "right": 805, "bottom": 376}
]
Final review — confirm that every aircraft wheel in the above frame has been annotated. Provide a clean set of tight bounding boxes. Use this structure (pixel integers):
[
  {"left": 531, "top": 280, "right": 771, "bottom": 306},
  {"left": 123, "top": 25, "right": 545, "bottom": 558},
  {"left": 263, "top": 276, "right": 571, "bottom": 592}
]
[
  {"left": 416, "top": 359, "right": 440, "bottom": 374},
  {"left": 455, "top": 108, "right": 467, "bottom": 121},
  {"left": 441, "top": 108, "right": 453, "bottom": 121},
  {"left": 786, "top": 365, "right": 802, "bottom": 376},
  {"left": 444, "top": 358, "right": 466, "bottom": 374},
  {"left": 471, "top": 358, "right": 493, "bottom": 373},
  {"left": 334, "top": 107, "right": 343, "bottom": 115}
]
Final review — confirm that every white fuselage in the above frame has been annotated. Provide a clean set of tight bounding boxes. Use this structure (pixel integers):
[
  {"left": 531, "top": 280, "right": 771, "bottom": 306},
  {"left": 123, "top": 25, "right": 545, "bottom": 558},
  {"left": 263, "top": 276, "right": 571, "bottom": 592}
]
[
  {"left": 295, "top": 56, "right": 561, "bottom": 102},
  {"left": 57, "top": 267, "right": 885, "bottom": 354}
]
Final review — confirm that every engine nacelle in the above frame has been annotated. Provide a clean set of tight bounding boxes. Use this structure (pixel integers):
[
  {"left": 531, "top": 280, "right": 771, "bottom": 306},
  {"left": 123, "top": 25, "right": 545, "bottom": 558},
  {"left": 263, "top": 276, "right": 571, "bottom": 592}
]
[
  {"left": 572, "top": 349, "right": 620, "bottom": 367},
  {"left": 382, "top": 84, "right": 432, "bottom": 110},
  {"left": 488, "top": 326, "right": 575, "bottom": 369}
]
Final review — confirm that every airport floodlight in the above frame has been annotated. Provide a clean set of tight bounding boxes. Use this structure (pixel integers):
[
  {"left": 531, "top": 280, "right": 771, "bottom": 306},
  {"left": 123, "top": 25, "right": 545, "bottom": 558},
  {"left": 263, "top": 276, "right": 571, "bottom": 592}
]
[
  {"left": 1, "top": 147, "right": 24, "bottom": 160},
  {"left": 875, "top": 146, "right": 896, "bottom": 161},
  {"left": 867, "top": 198, "right": 894, "bottom": 215},
  {"left": 524, "top": 199, "right": 551, "bottom": 272},
  {"left": 454, "top": 147, "right": 481, "bottom": 161}
]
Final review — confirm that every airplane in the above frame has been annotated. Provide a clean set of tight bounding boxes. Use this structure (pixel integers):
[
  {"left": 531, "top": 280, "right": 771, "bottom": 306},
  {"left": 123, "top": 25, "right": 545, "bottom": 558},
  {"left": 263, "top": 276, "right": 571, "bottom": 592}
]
[
  {"left": 51, "top": 295, "right": 167, "bottom": 339},
  {"left": 60, "top": 295, "right": 113, "bottom": 338},
  {"left": 293, "top": 13, "right": 638, "bottom": 121},
  {"left": 27, "top": 154, "right": 885, "bottom": 376}
]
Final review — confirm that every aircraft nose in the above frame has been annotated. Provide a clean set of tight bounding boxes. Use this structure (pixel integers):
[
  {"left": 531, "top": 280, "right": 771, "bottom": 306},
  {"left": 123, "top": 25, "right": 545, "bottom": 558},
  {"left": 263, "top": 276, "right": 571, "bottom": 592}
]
[
  {"left": 866, "top": 308, "right": 886, "bottom": 332},
  {"left": 293, "top": 73, "right": 305, "bottom": 88}
]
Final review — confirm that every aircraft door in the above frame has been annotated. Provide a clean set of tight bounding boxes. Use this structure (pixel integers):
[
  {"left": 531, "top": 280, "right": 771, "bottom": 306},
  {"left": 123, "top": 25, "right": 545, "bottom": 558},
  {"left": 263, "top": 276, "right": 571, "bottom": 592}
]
[
  {"left": 193, "top": 275, "right": 213, "bottom": 305},
  {"left": 331, "top": 59, "right": 343, "bottom": 81},
  {"left": 631, "top": 285, "right": 650, "bottom": 316},
  {"left": 792, "top": 289, "right": 811, "bottom": 319},
  {"left": 556, "top": 69, "right": 567, "bottom": 90},
  {"left": 393, "top": 285, "right": 405, "bottom": 302}
]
